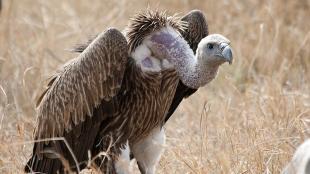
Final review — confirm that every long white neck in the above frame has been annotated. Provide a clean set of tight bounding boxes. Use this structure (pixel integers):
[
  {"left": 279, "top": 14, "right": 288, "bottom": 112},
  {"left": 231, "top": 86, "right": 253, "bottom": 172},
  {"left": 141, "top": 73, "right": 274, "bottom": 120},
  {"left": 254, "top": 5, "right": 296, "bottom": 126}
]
[
  {"left": 172, "top": 54, "right": 219, "bottom": 89},
  {"left": 146, "top": 26, "right": 219, "bottom": 89}
]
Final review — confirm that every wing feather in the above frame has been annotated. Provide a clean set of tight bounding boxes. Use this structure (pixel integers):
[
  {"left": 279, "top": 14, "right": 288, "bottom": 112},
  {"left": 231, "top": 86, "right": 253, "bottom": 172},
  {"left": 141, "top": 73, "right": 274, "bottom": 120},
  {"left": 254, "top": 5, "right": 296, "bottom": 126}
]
[
  {"left": 181, "top": 10, "right": 208, "bottom": 51},
  {"left": 35, "top": 28, "right": 128, "bottom": 139}
]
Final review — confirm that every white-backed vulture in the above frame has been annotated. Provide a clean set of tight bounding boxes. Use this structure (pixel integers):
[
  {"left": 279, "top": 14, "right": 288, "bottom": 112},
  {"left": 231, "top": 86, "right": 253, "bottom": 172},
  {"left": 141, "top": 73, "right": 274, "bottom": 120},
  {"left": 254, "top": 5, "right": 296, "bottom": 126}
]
[
  {"left": 25, "top": 10, "right": 233, "bottom": 174},
  {"left": 129, "top": 10, "right": 233, "bottom": 174}
]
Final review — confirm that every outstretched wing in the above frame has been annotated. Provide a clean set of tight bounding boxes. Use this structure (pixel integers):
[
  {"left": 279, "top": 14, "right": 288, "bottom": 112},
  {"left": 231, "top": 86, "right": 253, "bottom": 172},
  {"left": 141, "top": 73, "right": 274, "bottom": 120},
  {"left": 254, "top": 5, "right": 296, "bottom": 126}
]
[
  {"left": 165, "top": 10, "right": 209, "bottom": 122},
  {"left": 25, "top": 28, "right": 128, "bottom": 173},
  {"left": 35, "top": 28, "right": 128, "bottom": 139}
]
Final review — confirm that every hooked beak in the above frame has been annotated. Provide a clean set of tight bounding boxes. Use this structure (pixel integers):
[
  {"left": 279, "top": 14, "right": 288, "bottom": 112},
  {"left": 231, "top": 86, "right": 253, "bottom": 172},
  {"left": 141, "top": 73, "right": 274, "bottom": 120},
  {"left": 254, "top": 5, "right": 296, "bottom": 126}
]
[{"left": 219, "top": 43, "right": 233, "bottom": 64}]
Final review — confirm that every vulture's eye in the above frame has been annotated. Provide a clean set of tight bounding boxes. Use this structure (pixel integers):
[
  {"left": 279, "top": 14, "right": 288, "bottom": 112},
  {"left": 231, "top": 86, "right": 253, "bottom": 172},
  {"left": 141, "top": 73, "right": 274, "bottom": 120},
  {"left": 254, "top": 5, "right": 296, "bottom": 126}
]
[{"left": 207, "top": 44, "right": 214, "bottom": 50}]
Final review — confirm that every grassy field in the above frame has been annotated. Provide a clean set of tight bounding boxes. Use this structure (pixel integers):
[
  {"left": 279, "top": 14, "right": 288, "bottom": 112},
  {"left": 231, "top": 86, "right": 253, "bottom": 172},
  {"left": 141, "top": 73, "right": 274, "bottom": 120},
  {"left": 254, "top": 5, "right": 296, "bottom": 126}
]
[{"left": 0, "top": 0, "right": 309, "bottom": 173}]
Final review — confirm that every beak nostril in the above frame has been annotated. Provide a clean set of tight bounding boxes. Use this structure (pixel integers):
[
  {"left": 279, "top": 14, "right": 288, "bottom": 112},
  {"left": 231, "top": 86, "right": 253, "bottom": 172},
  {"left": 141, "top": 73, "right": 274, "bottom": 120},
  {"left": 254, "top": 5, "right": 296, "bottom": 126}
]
[{"left": 219, "top": 43, "right": 229, "bottom": 51}]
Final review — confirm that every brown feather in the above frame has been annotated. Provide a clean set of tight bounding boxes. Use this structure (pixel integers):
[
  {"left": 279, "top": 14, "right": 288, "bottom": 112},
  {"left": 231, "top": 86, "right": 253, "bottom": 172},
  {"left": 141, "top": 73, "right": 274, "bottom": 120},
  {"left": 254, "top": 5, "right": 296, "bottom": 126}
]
[
  {"left": 180, "top": 10, "right": 209, "bottom": 51},
  {"left": 35, "top": 28, "right": 128, "bottom": 139},
  {"left": 126, "top": 10, "right": 187, "bottom": 52}
]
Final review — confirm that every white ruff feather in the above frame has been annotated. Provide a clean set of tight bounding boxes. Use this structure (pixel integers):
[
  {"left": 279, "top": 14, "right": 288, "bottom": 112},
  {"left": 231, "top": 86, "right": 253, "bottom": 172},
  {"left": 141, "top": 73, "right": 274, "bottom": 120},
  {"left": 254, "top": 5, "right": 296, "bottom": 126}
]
[
  {"left": 130, "top": 26, "right": 179, "bottom": 72},
  {"left": 131, "top": 44, "right": 162, "bottom": 72}
]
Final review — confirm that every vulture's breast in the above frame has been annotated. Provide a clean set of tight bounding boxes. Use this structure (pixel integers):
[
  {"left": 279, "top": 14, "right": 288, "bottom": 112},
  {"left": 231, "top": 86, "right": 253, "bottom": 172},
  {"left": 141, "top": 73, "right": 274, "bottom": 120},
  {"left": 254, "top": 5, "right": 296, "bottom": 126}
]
[
  {"left": 124, "top": 68, "right": 179, "bottom": 143},
  {"left": 114, "top": 45, "right": 179, "bottom": 143},
  {"left": 127, "top": 43, "right": 179, "bottom": 142},
  {"left": 100, "top": 42, "right": 179, "bottom": 146}
]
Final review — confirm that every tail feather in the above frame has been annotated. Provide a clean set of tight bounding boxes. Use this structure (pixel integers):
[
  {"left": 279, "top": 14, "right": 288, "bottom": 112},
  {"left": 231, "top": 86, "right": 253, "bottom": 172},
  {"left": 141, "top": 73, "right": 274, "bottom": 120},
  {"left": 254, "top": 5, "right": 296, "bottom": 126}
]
[
  {"left": 25, "top": 154, "right": 63, "bottom": 174},
  {"left": 24, "top": 142, "right": 70, "bottom": 174},
  {"left": 25, "top": 100, "right": 111, "bottom": 173}
]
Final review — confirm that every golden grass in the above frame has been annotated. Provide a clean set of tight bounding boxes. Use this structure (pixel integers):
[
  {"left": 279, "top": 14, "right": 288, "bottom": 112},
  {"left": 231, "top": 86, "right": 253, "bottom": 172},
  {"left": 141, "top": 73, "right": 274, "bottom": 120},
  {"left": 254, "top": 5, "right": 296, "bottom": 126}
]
[{"left": 0, "top": 0, "right": 309, "bottom": 173}]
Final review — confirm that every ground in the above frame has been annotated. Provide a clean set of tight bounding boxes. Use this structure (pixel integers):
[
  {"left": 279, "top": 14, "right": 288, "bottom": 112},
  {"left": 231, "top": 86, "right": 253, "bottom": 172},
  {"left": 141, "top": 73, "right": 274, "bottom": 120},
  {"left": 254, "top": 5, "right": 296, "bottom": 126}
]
[{"left": 0, "top": 0, "right": 309, "bottom": 173}]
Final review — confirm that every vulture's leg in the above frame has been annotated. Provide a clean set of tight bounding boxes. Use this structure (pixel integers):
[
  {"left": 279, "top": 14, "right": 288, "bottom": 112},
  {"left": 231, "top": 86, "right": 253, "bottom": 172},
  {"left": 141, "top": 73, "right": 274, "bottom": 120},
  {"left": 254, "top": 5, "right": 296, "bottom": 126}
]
[
  {"left": 130, "top": 127, "right": 166, "bottom": 174},
  {"left": 92, "top": 133, "right": 121, "bottom": 173},
  {"left": 114, "top": 141, "right": 131, "bottom": 174}
]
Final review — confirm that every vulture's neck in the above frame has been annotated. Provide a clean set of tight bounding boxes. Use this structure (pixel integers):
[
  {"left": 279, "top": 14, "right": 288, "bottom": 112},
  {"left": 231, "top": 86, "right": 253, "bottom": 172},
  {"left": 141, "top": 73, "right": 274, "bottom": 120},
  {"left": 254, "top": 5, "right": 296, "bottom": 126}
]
[
  {"left": 172, "top": 56, "right": 219, "bottom": 89},
  {"left": 144, "top": 26, "right": 219, "bottom": 89}
]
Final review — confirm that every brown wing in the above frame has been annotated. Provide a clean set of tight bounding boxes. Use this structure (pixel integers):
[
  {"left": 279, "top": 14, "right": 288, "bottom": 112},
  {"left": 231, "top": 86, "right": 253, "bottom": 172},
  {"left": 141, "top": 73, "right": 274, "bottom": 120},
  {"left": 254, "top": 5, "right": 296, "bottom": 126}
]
[
  {"left": 35, "top": 28, "right": 128, "bottom": 139},
  {"left": 165, "top": 10, "right": 209, "bottom": 122},
  {"left": 25, "top": 28, "right": 128, "bottom": 173}
]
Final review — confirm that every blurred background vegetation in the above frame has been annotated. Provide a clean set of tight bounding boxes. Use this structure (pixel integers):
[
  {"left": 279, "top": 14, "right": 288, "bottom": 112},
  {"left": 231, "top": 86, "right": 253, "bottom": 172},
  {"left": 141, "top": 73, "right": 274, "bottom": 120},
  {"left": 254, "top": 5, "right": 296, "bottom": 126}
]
[{"left": 0, "top": 0, "right": 309, "bottom": 173}]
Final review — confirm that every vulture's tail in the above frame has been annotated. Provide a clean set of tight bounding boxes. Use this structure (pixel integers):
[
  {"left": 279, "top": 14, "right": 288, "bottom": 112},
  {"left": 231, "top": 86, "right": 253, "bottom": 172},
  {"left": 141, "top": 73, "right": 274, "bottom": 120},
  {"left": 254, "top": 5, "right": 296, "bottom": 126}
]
[
  {"left": 24, "top": 110, "right": 105, "bottom": 174},
  {"left": 24, "top": 142, "right": 75, "bottom": 174},
  {"left": 24, "top": 154, "right": 63, "bottom": 174}
]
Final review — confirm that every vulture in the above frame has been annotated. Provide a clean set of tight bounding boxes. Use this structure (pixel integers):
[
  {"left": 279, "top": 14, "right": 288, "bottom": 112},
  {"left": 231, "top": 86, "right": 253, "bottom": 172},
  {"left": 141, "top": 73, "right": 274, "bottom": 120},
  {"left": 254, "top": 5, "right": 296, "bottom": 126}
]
[{"left": 25, "top": 10, "right": 233, "bottom": 174}]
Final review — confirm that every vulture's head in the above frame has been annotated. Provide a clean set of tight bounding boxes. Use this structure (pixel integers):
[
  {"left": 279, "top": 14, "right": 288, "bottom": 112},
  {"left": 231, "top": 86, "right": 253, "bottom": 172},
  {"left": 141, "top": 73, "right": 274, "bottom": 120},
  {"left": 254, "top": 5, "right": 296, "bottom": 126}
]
[
  {"left": 197, "top": 34, "right": 233, "bottom": 66},
  {"left": 127, "top": 10, "right": 233, "bottom": 88}
]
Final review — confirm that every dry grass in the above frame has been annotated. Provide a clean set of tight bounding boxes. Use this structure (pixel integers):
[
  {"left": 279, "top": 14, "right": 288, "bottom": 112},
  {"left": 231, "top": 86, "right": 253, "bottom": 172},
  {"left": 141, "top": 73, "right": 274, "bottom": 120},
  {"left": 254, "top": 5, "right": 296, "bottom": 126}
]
[{"left": 0, "top": 0, "right": 309, "bottom": 173}]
